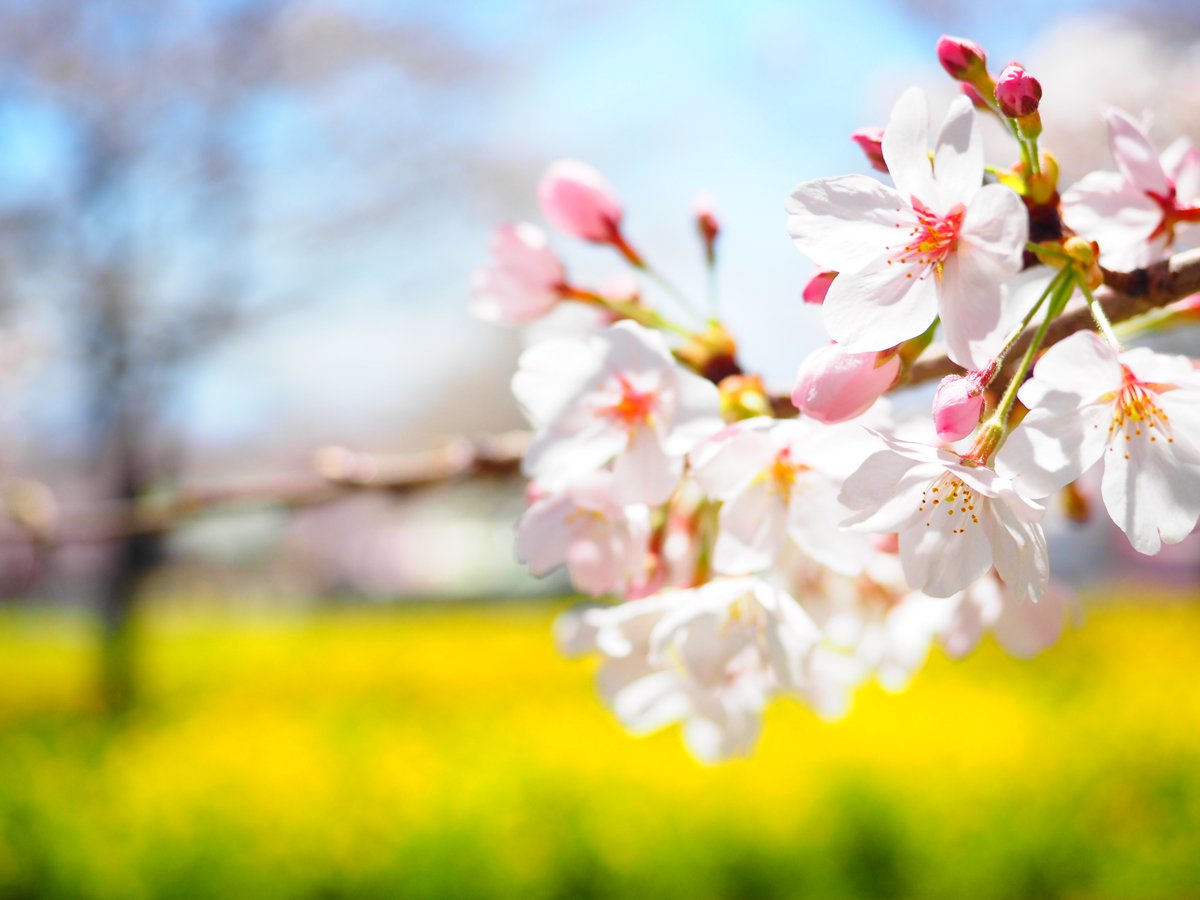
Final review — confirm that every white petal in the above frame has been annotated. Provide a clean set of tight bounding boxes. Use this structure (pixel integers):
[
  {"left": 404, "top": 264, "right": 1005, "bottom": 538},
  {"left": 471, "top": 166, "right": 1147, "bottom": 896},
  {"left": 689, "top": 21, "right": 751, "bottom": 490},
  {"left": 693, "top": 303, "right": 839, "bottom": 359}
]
[
  {"left": 785, "top": 175, "right": 909, "bottom": 271},
  {"left": 823, "top": 254, "right": 941, "bottom": 353},
  {"left": 1061, "top": 170, "right": 1162, "bottom": 267},
  {"left": 1016, "top": 330, "right": 1122, "bottom": 409},
  {"left": 1105, "top": 108, "right": 1170, "bottom": 196},
  {"left": 992, "top": 586, "right": 1066, "bottom": 658},
  {"left": 933, "top": 96, "right": 983, "bottom": 210},
  {"left": 997, "top": 404, "right": 1112, "bottom": 499},
  {"left": 689, "top": 420, "right": 777, "bottom": 499},
  {"left": 662, "top": 368, "right": 724, "bottom": 454},
  {"left": 514, "top": 494, "right": 575, "bottom": 575},
  {"left": 787, "top": 475, "right": 871, "bottom": 576},
  {"left": 521, "top": 419, "right": 626, "bottom": 489},
  {"left": 1101, "top": 420, "right": 1200, "bottom": 554},
  {"left": 960, "top": 183, "right": 1028, "bottom": 270},
  {"left": 840, "top": 450, "right": 939, "bottom": 532},
  {"left": 984, "top": 500, "right": 1049, "bottom": 604},
  {"left": 612, "top": 425, "right": 680, "bottom": 505},
  {"left": 938, "top": 242, "right": 1015, "bottom": 370},
  {"left": 882, "top": 87, "right": 937, "bottom": 204},
  {"left": 712, "top": 481, "right": 789, "bottom": 574},
  {"left": 899, "top": 500, "right": 994, "bottom": 598}
]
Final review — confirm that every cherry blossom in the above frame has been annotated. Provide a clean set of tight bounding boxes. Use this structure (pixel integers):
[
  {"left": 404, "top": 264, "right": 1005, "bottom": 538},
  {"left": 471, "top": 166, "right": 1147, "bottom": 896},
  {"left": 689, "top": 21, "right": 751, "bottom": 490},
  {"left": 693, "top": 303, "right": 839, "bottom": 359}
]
[
  {"left": 786, "top": 88, "right": 1029, "bottom": 369},
  {"left": 469, "top": 223, "right": 565, "bottom": 324},
  {"left": 689, "top": 417, "right": 876, "bottom": 576},
  {"left": 839, "top": 432, "right": 1048, "bottom": 601},
  {"left": 994, "top": 62, "right": 1042, "bottom": 119},
  {"left": 565, "top": 578, "right": 822, "bottom": 761},
  {"left": 997, "top": 331, "right": 1200, "bottom": 554},
  {"left": 1061, "top": 109, "right": 1200, "bottom": 270},
  {"left": 513, "top": 321, "right": 723, "bottom": 505},
  {"left": 515, "top": 471, "right": 650, "bottom": 596}
]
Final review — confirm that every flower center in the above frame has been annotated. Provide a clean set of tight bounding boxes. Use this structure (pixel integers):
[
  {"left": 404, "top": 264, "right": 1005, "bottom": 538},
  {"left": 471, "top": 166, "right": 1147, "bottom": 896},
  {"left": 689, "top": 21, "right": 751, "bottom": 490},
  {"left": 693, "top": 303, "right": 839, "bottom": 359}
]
[
  {"left": 1100, "top": 365, "right": 1176, "bottom": 458},
  {"left": 600, "top": 375, "right": 657, "bottom": 430},
  {"left": 764, "top": 447, "right": 807, "bottom": 496},
  {"left": 916, "top": 471, "right": 981, "bottom": 535},
  {"left": 1146, "top": 186, "right": 1200, "bottom": 243},
  {"left": 889, "top": 200, "right": 966, "bottom": 278}
]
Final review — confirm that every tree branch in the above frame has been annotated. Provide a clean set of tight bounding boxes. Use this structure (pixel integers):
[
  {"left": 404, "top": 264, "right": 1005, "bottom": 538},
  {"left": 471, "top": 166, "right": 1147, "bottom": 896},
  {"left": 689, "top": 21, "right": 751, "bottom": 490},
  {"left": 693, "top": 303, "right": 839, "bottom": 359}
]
[{"left": 1, "top": 432, "right": 528, "bottom": 546}]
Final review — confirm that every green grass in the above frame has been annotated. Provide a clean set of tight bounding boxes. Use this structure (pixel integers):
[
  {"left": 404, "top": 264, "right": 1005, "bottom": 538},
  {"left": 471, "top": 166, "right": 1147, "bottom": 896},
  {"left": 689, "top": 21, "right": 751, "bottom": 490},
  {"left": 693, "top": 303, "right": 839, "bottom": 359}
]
[{"left": 0, "top": 594, "right": 1199, "bottom": 898}]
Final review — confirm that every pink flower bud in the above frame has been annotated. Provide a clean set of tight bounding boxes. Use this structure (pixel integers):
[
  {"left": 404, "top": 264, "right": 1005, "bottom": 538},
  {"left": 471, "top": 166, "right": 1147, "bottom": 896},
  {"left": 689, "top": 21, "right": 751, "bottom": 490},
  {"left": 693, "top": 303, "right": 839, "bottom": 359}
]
[
  {"left": 937, "top": 35, "right": 987, "bottom": 81},
  {"left": 932, "top": 373, "right": 986, "bottom": 441},
  {"left": 801, "top": 270, "right": 837, "bottom": 305},
  {"left": 537, "top": 160, "right": 624, "bottom": 243},
  {"left": 694, "top": 191, "right": 720, "bottom": 261},
  {"left": 791, "top": 343, "right": 900, "bottom": 423},
  {"left": 850, "top": 127, "right": 887, "bottom": 173},
  {"left": 994, "top": 63, "right": 1042, "bottom": 118}
]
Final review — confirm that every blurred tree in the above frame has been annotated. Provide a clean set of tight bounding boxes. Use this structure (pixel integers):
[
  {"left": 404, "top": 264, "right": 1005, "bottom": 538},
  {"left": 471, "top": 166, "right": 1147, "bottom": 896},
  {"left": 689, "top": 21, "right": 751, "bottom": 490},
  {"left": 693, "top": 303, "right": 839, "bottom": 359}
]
[{"left": 0, "top": 0, "right": 512, "bottom": 707}]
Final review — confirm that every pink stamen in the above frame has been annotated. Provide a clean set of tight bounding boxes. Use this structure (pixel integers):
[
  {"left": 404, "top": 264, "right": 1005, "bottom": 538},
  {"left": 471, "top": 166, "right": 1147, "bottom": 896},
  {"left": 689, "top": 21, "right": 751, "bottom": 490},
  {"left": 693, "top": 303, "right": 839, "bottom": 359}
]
[
  {"left": 600, "top": 375, "right": 657, "bottom": 429},
  {"left": 889, "top": 200, "right": 966, "bottom": 278}
]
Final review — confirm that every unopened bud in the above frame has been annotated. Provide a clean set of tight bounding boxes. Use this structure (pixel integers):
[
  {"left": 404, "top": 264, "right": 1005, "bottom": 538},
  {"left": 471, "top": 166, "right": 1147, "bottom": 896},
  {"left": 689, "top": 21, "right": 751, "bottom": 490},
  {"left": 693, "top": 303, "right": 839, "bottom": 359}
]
[
  {"left": 995, "top": 62, "right": 1042, "bottom": 119},
  {"left": 850, "top": 127, "right": 887, "bottom": 173},
  {"left": 933, "top": 373, "right": 987, "bottom": 442},
  {"left": 694, "top": 192, "right": 720, "bottom": 264},
  {"left": 937, "top": 35, "right": 988, "bottom": 82},
  {"left": 802, "top": 270, "right": 837, "bottom": 305},
  {"left": 718, "top": 374, "right": 771, "bottom": 421},
  {"left": 538, "top": 160, "right": 625, "bottom": 244},
  {"left": 676, "top": 321, "right": 741, "bottom": 384},
  {"left": 1064, "top": 237, "right": 1103, "bottom": 290},
  {"left": 791, "top": 344, "right": 900, "bottom": 423},
  {"left": 1060, "top": 481, "right": 1091, "bottom": 524}
]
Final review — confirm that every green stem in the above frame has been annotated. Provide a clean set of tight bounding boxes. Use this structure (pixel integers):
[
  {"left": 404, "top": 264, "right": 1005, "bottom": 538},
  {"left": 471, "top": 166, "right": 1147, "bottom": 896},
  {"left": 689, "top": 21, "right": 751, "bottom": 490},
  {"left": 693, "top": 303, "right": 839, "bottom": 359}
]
[
  {"left": 1077, "top": 279, "right": 1123, "bottom": 349},
  {"left": 991, "top": 272, "right": 1076, "bottom": 427},
  {"left": 563, "top": 287, "right": 695, "bottom": 338}
]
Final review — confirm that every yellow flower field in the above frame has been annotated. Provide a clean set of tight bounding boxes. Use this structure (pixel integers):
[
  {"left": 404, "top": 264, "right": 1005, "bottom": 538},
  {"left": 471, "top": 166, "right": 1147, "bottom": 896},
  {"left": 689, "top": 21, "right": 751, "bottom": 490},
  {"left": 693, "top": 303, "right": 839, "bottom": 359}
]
[{"left": 1, "top": 593, "right": 1199, "bottom": 898}]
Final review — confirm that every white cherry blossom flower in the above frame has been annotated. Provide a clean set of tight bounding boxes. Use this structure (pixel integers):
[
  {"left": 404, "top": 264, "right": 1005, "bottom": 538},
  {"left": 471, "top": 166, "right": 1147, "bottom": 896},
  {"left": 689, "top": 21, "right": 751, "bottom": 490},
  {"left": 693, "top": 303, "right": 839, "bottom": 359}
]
[
  {"left": 786, "top": 87, "right": 1028, "bottom": 369},
  {"left": 564, "top": 578, "right": 822, "bottom": 761},
  {"left": 515, "top": 472, "right": 650, "bottom": 597},
  {"left": 839, "top": 432, "right": 1048, "bottom": 602},
  {"left": 689, "top": 417, "right": 877, "bottom": 576},
  {"left": 513, "top": 321, "right": 723, "bottom": 505},
  {"left": 1061, "top": 109, "right": 1200, "bottom": 271},
  {"left": 997, "top": 331, "right": 1200, "bottom": 554}
]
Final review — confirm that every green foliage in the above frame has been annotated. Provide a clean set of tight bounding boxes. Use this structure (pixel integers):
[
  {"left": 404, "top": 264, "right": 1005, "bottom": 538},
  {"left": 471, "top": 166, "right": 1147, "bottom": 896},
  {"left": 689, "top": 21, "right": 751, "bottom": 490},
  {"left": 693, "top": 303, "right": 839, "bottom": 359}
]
[{"left": 0, "top": 597, "right": 1198, "bottom": 899}]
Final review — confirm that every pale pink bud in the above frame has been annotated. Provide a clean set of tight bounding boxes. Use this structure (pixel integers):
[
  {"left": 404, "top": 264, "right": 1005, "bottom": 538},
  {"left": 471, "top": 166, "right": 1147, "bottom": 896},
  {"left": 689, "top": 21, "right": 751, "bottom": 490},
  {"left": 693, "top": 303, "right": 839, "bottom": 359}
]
[
  {"left": 850, "top": 127, "right": 887, "bottom": 173},
  {"left": 932, "top": 373, "right": 986, "bottom": 441},
  {"left": 791, "top": 343, "right": 900, "bottom": 423},
  {"left": 469, "top": 222, "right": 565, "bottom": 324},
  {"left": 802, "top": 270, "right": 837, "bottom": 305},
  {"left": 937, "top": 35, "right": 987, "bottom": 81},
  {"left": 994, "top": 63, "right": 1042, "bottom": 118},
  {"left": 537, "top": 160, "right": 624, "bottom": 243}
]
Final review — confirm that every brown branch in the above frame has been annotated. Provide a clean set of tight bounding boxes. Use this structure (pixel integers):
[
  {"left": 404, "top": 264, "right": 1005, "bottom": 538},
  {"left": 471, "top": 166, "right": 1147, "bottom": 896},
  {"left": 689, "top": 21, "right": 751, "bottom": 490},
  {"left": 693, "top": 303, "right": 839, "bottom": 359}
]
[
  {"left": 904, "top": 247, "right": 1200, "bottom": 386},
  {"left": 1, "top": 432, "right": 528, "bottom": 546}
]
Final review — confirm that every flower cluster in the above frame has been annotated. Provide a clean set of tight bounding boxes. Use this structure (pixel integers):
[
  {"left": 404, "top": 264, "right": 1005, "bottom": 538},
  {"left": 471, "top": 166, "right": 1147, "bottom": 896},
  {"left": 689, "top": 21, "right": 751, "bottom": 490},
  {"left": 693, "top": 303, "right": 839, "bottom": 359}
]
[{"left": 471, "top": 35, "right": 1200, "bottom": 760}]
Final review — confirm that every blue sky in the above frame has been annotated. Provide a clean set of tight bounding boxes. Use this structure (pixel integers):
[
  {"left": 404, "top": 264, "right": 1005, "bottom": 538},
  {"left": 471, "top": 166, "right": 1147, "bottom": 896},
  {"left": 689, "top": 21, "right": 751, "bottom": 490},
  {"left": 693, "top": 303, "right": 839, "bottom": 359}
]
[{"left": 0, "top": 0, "right": 1148, "bottom": 458}]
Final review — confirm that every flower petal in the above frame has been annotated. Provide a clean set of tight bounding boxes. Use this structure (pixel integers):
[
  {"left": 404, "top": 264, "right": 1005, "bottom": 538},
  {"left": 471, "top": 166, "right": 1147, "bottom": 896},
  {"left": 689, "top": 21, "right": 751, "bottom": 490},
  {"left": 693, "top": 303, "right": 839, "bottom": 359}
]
[
  {"left": 712, "top": 481, "right": 789, "bottom": 574},
  {"left": 1105, "top": 108, "right": 1169, "bottom": 196},
  {"left": 786, "top": 175, "right": 909, "bottom": 271},
  {"left": 882, "top": 87, "right": 937, "bottom": 204},
  {"left": 823, "top": 254, "right": 941, "bottom": 353},
  {"left": 933, "top": 95, "right": 983, "bottom": 210}
]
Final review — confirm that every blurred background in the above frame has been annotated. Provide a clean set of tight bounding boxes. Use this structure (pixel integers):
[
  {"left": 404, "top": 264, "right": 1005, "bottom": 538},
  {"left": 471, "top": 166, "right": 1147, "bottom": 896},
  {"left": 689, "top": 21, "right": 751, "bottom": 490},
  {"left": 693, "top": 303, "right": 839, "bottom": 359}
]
[{"left": 1, "top": 0, "right": 1199, "bottom": 896}]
